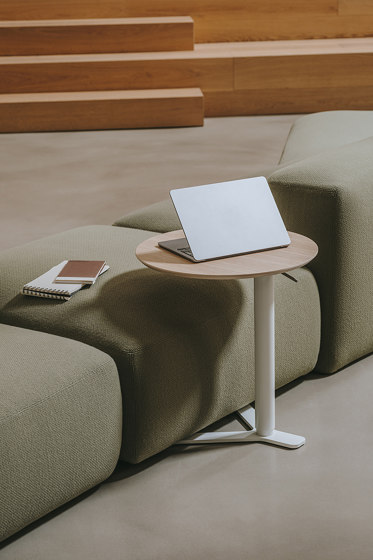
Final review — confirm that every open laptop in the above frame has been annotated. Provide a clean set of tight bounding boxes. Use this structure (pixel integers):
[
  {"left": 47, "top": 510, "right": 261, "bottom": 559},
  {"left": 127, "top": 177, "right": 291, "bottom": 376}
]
[{"left": 158, "top": 176, "right": 290, "bottom": 262}]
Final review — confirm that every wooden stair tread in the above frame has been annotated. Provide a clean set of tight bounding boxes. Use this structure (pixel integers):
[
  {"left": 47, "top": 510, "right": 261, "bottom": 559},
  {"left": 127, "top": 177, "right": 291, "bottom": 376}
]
[
  {"left": 0, "top": 88, "right": 203, "bottom": 102},
  {"left": 197, "top": 37, "right": 373, "bottom": 56},
  {"left": 0, "top": 37, "right": 371, "bottom": 100},
  {"left": 1, "top": 37, "right": 371, "bottom": 64},
  {"left": 0, "top": 16, "right": 194, "bottom": 27},
  {"left": 0, "top": 36, "right": 371, "bottom": 121}
]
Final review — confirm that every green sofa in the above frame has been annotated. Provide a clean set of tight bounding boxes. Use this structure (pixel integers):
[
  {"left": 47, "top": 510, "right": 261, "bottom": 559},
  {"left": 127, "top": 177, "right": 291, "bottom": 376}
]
[{"left": 1, "top": 111, "right": 372, "bottom": 543}]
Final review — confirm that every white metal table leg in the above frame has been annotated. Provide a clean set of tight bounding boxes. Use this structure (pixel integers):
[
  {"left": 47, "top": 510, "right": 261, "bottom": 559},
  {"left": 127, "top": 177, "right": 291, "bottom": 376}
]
[
  {"left": 254, "top": 275, "right": 275, "bottom": 436},
  {"left": 176, "top": 275, "right": 305, "bottom": 449},
  {"left": 252, "top": 275, "right": 305, "bottom": 448}
]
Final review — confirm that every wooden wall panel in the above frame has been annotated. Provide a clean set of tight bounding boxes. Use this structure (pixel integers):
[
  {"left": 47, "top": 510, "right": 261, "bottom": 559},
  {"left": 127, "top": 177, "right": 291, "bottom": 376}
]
[
  {"left": 205, "top": 38, "right": 373, "bottom": 115},
  {"left": 235, "top": 53, "right": 373, "bottom": 90},
  {"left": 204, "top": 86, "right": 373, "bottom": 116},
  {"left": 339, "top": 0, "right": 373, "bottom": 15},
  {"left": 0, "top": 1, "right": 338, "bottom": 21},
  {"left": 193, "top": 14, "right": 373, "bottom": 42},
  {"left": 111, "top": 0, "right": 338, "bottom": 16},
  {"left": 1, "top": 1, "right": 372, "bottom": 43}
]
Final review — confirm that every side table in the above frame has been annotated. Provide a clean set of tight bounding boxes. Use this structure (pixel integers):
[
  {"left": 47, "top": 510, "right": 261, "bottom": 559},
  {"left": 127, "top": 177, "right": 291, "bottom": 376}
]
[{"left": 136, "top": 230, "right": 318, "bottom": 449}]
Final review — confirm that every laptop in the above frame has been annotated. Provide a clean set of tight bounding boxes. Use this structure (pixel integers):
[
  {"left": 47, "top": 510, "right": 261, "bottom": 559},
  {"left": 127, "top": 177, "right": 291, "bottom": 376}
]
[{"left": 158, "top": 176, "right": 290, "bottom": 262}]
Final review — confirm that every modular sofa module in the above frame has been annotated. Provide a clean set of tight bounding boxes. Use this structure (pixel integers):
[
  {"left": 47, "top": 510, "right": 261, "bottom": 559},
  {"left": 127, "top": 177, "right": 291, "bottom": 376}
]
[{"left": 0, "top": 323, "right": 122, "bottom": 542}]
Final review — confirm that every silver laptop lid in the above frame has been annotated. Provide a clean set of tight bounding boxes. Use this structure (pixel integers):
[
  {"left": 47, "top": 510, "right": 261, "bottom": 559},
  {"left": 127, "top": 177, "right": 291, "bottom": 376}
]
[{"left": 170, "top": 177, "right": 290, "bottom": 261}]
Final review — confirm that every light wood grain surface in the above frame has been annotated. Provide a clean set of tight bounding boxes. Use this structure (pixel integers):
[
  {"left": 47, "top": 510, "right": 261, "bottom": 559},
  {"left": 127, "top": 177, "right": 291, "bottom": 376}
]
[
  {"left": 0, "top": 88, "right": 204, "bottom": 132},
  {"left": 204, "top": 86, "right": 373, "bottom": 116},
  {"left": 0, "top": 0, "right": 339, "bottom": 21},
  {"left": 0, "top": 16, "right": 194, "bottom": 27},
  {"left": 0, "top": 37, "right": 370, "bottom": 97},
  {"left": 339, "top": 0, "right": 373, "bottom": 15},
  {"left": 0, "top": 2, "right": 371, "bottom": 129},
  {"left": 0, "top": 36, "right": 371, "bottom": 127},
  {"left": 0, "top": 17, "right": 194, "bottom": 56},
  {"left": 0, "top": 1, "right": 372, "bottom": 43},
  {"left": 0, "top": 55, "right": 232, "bottom": 94},
  {"left": 136, "top": 230, "right": 318, "bottom": 280},
  {"left": 1, "top": 37, "right": 371, "bottom": 63}
]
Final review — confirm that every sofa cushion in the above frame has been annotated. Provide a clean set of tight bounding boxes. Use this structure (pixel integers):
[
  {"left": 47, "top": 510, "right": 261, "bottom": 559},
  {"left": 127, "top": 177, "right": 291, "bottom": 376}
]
[
  {"left": 280, "top": 110, "right": 373, "bottom": 164},
  {"left": 269, "top": 137, "right": 373, "bottom": 373},
  {"left": 0, "top": 323, "right": 121, "bottom": 542},
  {"left": 0, "top": 225, "right": 320, "bottom": 463},
  {"left": 113, "top": 198, "right": 181, "bottom": 233}
]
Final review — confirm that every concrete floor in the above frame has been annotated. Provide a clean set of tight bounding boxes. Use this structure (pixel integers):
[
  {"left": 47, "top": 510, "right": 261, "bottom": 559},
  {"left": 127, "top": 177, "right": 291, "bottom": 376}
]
[{"left": 1, "top": 116, "right": 373, "bottom": 559}]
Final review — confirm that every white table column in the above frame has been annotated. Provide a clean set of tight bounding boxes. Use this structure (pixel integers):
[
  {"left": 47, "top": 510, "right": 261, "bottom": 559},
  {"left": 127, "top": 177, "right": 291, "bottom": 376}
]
[{"left": 254, "top": 275, "right": 275, "bottom": 437}]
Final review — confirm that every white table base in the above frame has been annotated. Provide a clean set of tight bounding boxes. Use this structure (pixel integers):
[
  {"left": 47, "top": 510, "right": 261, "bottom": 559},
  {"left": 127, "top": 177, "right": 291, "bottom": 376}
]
[{"left": 176, "top": 275, "right": 305, "bottom": 450}]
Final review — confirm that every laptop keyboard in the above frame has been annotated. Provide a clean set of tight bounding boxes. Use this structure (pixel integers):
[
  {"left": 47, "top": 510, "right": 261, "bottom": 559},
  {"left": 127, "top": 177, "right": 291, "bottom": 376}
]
[{"left": 178, "top": 246, "right": 194, "bottom": 257}]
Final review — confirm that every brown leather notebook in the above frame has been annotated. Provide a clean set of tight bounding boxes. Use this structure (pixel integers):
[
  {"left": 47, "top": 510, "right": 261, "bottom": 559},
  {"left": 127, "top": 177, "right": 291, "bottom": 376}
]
[{"left": 54, "top": 260, "right": 106, "bottom": 284}]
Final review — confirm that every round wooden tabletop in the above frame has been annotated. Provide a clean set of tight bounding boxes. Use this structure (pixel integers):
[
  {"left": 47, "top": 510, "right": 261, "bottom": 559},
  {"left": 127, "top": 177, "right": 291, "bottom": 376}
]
[{"left": 136, "top": 230, "right": 318, "bottom": 280}]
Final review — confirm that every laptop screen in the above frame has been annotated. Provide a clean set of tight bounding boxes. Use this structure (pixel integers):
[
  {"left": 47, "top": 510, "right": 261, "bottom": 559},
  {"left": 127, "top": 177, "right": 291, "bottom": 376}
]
[{"left": 170, "top": 177, "right": 290, "bottom": 261}]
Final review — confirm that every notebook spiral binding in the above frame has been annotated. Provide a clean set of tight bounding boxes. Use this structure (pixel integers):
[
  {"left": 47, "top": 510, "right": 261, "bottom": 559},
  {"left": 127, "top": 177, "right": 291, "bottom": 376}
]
[
  {"left": 30, "top": 285, "right": 69, "bottom": 295},
  {"left": 22, "top": 288, "right": 70, "bottom": 301}
]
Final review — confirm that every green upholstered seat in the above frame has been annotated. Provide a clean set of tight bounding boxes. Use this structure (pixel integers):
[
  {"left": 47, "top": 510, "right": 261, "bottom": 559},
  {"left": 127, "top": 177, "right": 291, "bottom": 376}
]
[
  {"left": 269, "top": 137, "right": 373, "bottom": 374},
  {"left": 113, "top": 198, "right": 181, "bottom": 233},
  {"left": 0, "top": 225, "right": 320, "bottom": 463},
  {"left": 0, "top": 323, "right": 121, "bottom": 542},
  {"left": 280, "top": 110, "right": 373, "bottom": 164}
]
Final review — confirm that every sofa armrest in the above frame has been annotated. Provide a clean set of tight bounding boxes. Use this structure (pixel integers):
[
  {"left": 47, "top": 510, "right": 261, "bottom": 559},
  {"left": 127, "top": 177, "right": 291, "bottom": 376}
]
[
  {"left": 280, "top": 110, "right": 373, "bottom": 164},
  {"left": 269, "top": 137, "right": 373, "bottom": 373}
]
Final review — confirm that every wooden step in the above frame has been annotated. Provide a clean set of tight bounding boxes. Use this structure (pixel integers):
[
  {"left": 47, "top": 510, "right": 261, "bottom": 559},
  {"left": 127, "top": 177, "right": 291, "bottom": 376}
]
[
  {"left": 0, "top": 17, "right": 194, "bottom": 56},
  {"left": 0, "top": 38, "right": 371, "bottom": 121},
  {"left": 0, "top": 38, "right": 371, "bottom": 102},
  {"left": 0, "top": 50, "right": 232, "bottom": 94},
  {"left": 0, "top": 1, "right": 372, "bottom": 42},
  {"left": 0, "top": 88, "right": 204, "bottom": 132}
]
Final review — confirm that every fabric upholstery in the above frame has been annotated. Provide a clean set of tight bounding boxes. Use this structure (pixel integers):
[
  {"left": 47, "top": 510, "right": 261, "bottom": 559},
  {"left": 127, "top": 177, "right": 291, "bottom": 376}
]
[
  {"left": 280, "top": 110, "right": 373, "bottom": 164},
  {"left": 0, "top": 323, "right": 122, "bottom": 542},
  {"left": 269, "top": 137, "right": 373, "bottom": 373},
  {"left": 0, "top": 225, "right": 320, "bottom": 463},
  {"left": 113, "top": 198, "right": 181, "bottom": 233}
]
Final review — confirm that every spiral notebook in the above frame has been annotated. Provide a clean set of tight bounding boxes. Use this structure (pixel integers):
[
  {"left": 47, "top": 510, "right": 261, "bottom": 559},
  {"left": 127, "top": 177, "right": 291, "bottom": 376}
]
[{"left": 22, "top": 261, "right": 109, "bottom": 301}]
